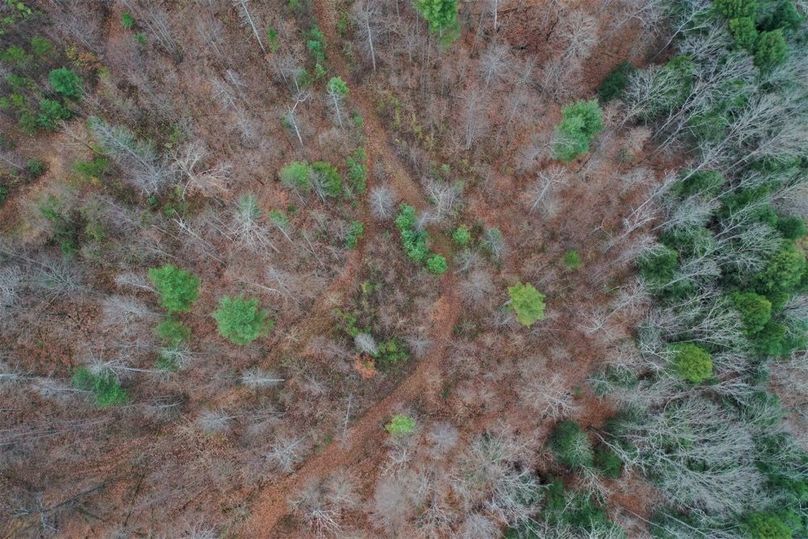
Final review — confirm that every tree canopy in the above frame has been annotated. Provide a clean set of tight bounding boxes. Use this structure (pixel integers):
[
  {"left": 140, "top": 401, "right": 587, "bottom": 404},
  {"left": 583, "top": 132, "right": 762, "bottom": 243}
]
[
  {"left": 553, "top": 100, "right": 604, "bottom": 162},
  {"left": 212, "top": 296, "right": 273, "bottom": 345},
  {"left": 148, "top": 265, "right": 200, "bottom": 313},
  {"left": 508, "top": 282, "right": 546, "bottom": 326},
  {"left": 414, "top": 0, "right": 458, "bottom": 35}
]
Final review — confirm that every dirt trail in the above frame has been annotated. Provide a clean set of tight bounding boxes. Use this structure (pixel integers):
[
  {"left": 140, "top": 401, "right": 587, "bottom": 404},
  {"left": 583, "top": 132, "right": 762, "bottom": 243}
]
[
  {"left": 263, "top": 0, "right": 444, "bottom": 365},
  {"left": 242, "top": 272, "right": 459, "bottom": 535},
  {"left": 312, "top": 0, "right": 430, "bottom": 212},
  {"left": 241, "top": 3, "right": 462, "bottom": 534}
]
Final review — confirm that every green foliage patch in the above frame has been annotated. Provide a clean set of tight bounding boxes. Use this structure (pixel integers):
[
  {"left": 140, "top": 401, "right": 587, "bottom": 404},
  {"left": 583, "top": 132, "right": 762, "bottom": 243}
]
[
  {"left": 48, "top": 68, "right": 82, "bottom": 99},
  {"left": 508, "top": 282, "right": 546, "bottom": 326},
  {"left": 598, "top": 61, "right": 636, "bottom": 102},
  {"left": 451, "top": 224, "right": 471, "bottom": 246},
  {"left": 385, "top": 414, "right": 416, "bottom": 436},
  {"left": 345, "top": 220, "right": 365, "bottom": 249},
  {"left": 148, "top": 265, "right": 200, "bottom": 313},
  {"left": 550, "top": 420, "right": 593, "bottom": 470},
  {"left": 156, "top": 318, "right": 190, "bottom": 347},
  {"left": 553, "top": 100, "right": 604, "bottom": 162},
  {"left": 212, "top": 296, "right": 272, "bottom": 345},
  {"left": 563, "top": 249, "right": 583, "bottom": 270},
  {"left": 280, "top": 161, "right": 313, "bottom": 192},
  {"left": 670, "top": 343, "right": 713, "bottom": 383},
  {"left": 72, "top": 366, "right": 128, "bottom": 407},
  {"left": 414, "top": 0, "right": 459, "bottom": 37}
]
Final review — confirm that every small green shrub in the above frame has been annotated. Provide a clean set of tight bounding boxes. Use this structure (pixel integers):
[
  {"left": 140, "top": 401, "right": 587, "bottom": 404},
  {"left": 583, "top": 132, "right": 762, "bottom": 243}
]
[
  {"left": 375, "top": 338, "right": 410, "bottom": 368},
  {"left": 563, "top": 250, "right": 583, "bottom": 270},
  {"left": 38, "top": 194, "right": 80, "bottom": 255},
  {"left": 776, "top": 216, "right": 807, "bottom": 240},
  {"left": 414, "top": 0, "right": 459, "bottom": 36},
  {"left": 311, "top": 161, "right": 343, "bottom": 198},
  {"left": 212, "top": 296, "right": 273, "bottom": 345},
  {"left": 720, "top": 184, "right": 774, "bottom": 221},
  {"left": 30, "top": 36, "right": 52, "bottom": 57},
  {"left": 279, "top": 161, "right": 313, "bottom": 192},
  {"left": 1, "top": 45, "right": 29, "bottom": 66},
  {"left": 661, "top": 226, "right": 716, "bottom": 258},
  {"left": 25, "top": 158, "right": 46, "bottom": 178},
  {"left": 148, "top": 265, "right": 200, "bottom": 313},
  {"left": 759, "top": 0, "right": 803, "bottom": 31},
  {"left": 305, "top": 26, "right": 326, "bottom": 74},
  {"left": 755, "top": 243, "right": 806, "bottom": 307},
  {"left": 753, "top": 320, "right": 788, "bottom": 357},
  {"left": 673, "top": 170, "right": 726, "bottom": 198},
  {"left": 156, "top": 318, "right": 190, "bottom": 347},
  {"left": 395, "top": 204, "right": 430, "bottom": 263},
  {"left": 755, "top": 30, "right": 788, "bottom": 70},
  {"left": 306, "top": 25, "right": 326, "bottom": 59},
  {"left": 451, "top": 225, "right": 471, "bottom": 246},
  {"left": 155, "top": 349, "right": 180, "bottom": 372},
  {"left": 540, "top": 481, "right": 626, "bottom": 537},
  {"left": 345, "top": 220, "right": 365, "bottom": 249},
  {"left": 121, "top": 11, "right": 135, "bottom": 30},
  {"left": 638, "top": 245, "right": 678, "bottom": 286},
  {"left": 553, "top": 99, "right": 604, "bottom": 162},
  {"left": 268, "top": 208, "right": 290, "bottom": 230},
  {"left": 729, "top": 16, "right": 758, "bottom": 50},
  {"left": 327, "top": 76, "right": 349, "bottom": 97},
  {"left": 714, "top": 0, "right": 757, "bottom": 18},
  {"left": 643, "top": 55, "right": 695, "bottom": 120},
  {"left": 71, "top": 366, "right": 128, "bottom": 407},
  {"left": 0, "top": 185, "right": 8, "bottom": 206},
  {"left": 73, "top": 157, "right": 109, "bottom": 180},
  {"left": 670, "top": 343, "right": 713, "bottom": 383},
  {"left": 48, "top": 68, "right": 82, "bottom": 99},
  {"left": 508, "top": 282, "right": 546, "bottom": 326},
  {"left": 426, "top": 254, "right": 448, "bottom": 275},
  {"left": 346, "top": 147, "right": 367, "bottom": 194},
  {"left": 266, "top": 26, "right": 280, "bottom": 53},
  {"left": 732, "top": 291, "right": 772, "bottom": 335},
  {"left": 36, "top": 98, "right": 71, "bottom": 130},
  {"left": 385, "top": 414, "right": 416, "bottom": 437},
  {"left": 550, "top": 420, "right": 594, "bottom": 469},
  {"left": 598, "top": 61, "right": 636, "bottom": 102},
  {"left": 742, "top": 512, "right": 793, "bottom": 539},
  {"left": 594, "top": 445, "right": 623, "bottom": 478}
]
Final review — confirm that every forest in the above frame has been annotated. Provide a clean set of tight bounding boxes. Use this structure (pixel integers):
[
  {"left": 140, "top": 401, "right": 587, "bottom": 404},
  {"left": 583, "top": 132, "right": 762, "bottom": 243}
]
[{"left": 0, "top": 0, "right": 807, "bottom": 537}]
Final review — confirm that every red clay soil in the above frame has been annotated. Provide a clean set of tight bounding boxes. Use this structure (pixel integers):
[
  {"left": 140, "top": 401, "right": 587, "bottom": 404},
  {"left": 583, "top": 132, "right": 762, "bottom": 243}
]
[
  {"left": 241, "top": 273, "right": 460, "bottom": 536},
  {"left": 240, "top": 1, "right": 462, "bottom": 534}
]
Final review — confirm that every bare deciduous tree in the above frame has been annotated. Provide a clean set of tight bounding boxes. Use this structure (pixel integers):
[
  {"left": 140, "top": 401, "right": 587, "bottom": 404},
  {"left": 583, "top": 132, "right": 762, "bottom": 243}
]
[
  {"left": 480, "top": 43, "right": 510, "bottom": 86},
  {"left": 528, "top": 165, "right": 568, "bottom": 214},
  {"left": 89, "top": 117, "right": 173, "bottom": 197},
  {"left": 370, "top": 185, "right": 396, "bottom": 220},
  {"left": 122, "top": 0, "right": 182, "bottom": 60},
  {"left": 352, "top": 0, "right": 380, "bottom": 72},
  {"left": 232, "top": 0, "right": 265, "bottom": 53},
  {"left": 241, "top": 368, "right": 284, "bottom": 389},
  {"left": 354, "top": 332, "right": 378, "bottom": 356},
  {"left": 173, "top": 142, "right": 232, "bottom": 198},
  {"left": 266, "top": 436, "right": 305, "bottom": 474}
]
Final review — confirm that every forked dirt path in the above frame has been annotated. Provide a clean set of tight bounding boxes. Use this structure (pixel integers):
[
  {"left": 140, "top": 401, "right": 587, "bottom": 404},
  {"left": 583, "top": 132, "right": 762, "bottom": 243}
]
[
  {"left": 241, "top": 2, "right": 461, "bottom": 535},
  {"left": 264, "top": 0, "right": 445, "bottom": 361}
]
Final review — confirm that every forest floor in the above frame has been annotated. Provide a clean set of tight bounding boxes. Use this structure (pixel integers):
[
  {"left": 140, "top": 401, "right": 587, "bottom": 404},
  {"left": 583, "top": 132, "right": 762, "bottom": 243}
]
[
  {"left": 241, "top": 1, "right": 463, "bottom": 534},
  {"left": 241, "top": 0, "right": 660, "bottom": 533}
]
